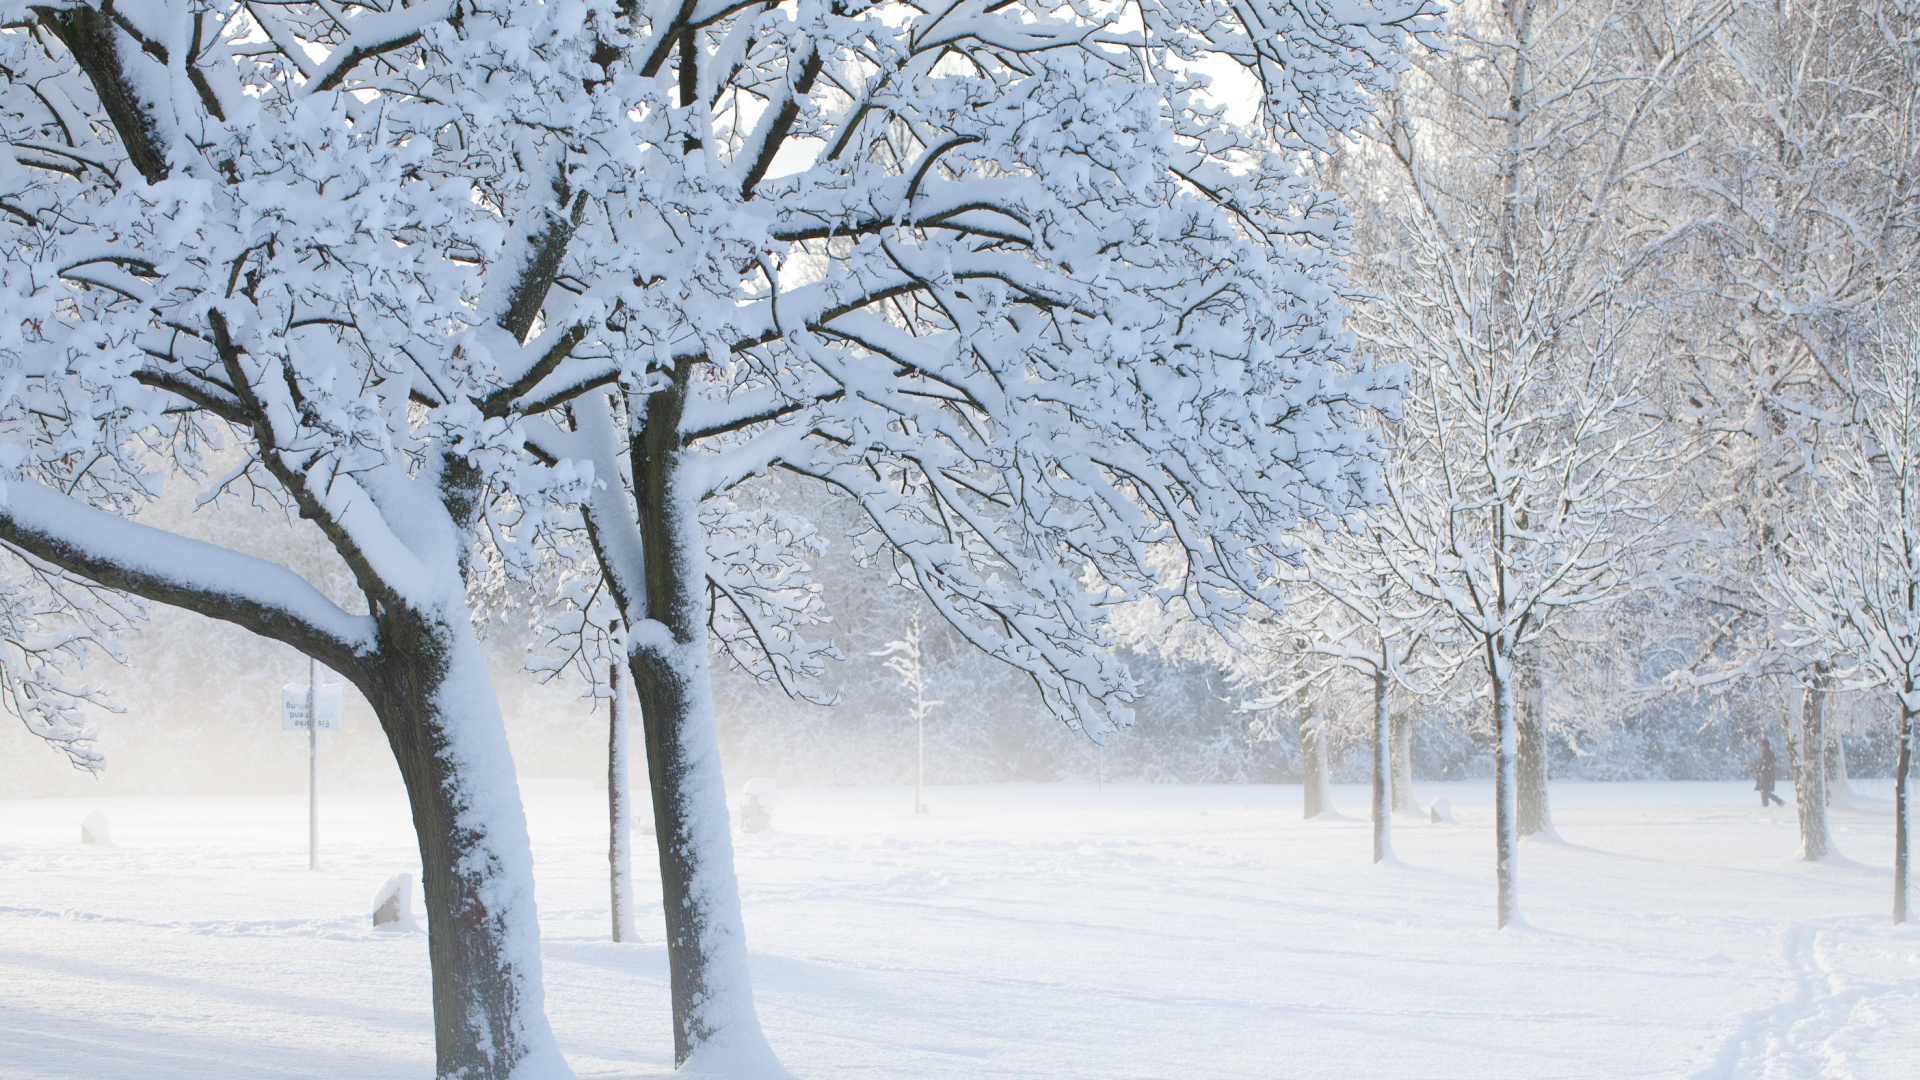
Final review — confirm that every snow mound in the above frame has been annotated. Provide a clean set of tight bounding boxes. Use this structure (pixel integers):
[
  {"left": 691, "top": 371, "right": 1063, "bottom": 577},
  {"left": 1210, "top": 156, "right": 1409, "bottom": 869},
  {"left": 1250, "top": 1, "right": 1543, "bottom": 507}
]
[
  {"left": 80, "top": 811, "right": 111, "bottom": 845},
  {"left": 740, "top": 779, "right": 776, "bottom": 834},
  {"left": 370, "top": 873, "right": 416, "bottom": 931},
  {"left": 1429, "top": 797, "right": 1454, "bottom": 824}
]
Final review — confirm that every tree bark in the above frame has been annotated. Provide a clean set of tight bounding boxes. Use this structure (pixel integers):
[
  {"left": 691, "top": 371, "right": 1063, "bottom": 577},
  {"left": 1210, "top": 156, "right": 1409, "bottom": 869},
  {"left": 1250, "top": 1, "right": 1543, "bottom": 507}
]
[
  {"left": 0, "top": 484, "right": 564, "bottom": 1080},
  {"left": 1391, "top": 708, "right": 1418, "bottom": 813},
  {"left": 626, "top": 372, "right": 782, "bottom": 1073},
  {"left": 1897, "top": 696, "right": 1913, "bottom": 925},
  {"left": 1390, "top": 707, "right": 1420, "bottom": 807},
  {"left": 1299, "top": 683, "right": 1325, "bottom": 819},
  {"left": 1372, "top": 666, "right": 1393, "bottom": 863},
  {"left": 360, "top": 608, "right": 563, "bottom": 1080},
  {"left": 1490, "top": 641, "right": 1520, "bottom": 928},
  {"left": 609, "top": 627, "right": 637, "bottom": 944},
  {"left": 1515, "top": 646, "right": 1553, "bottom": 837},
  {"left": 1795, "top": 666, "right": 1832, "bottom": 860}
]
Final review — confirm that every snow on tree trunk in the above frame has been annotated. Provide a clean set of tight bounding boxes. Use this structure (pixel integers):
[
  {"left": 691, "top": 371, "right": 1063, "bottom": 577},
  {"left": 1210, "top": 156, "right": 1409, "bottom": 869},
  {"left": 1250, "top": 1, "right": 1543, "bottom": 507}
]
[
  {"left": 1391, "top": 710, "right": 1419, "bottom": 814},
  {"left": 1898, "top": 699, "right": 1913, "bottom": 925},
  {"left": 365, "top": 613, "right": 566, "bottom": 1080},
  {"left": 1516, "top": 648, "right": 1553, "bottom": 838},
  {"left": 628, "top": 382, "right": 782, "bottom": 1076},
  {"left": 1824, "top": 719, "right": 1850, "bottom": 805},
  {"left": 1491, "top": 645, "right": 1521, "bottom": 928},
  {"left": 1300, "top": 684, "right": 1326, "bottom": 819},
  {"left": 1795, "top": 668, "right": 1833, "bottom": 861},
  {"left": 1372, "top": 668, "right": 1393, "bottom": 863},
  {"left": 609, "top": 627, "right": 638, "bottom": 945}
]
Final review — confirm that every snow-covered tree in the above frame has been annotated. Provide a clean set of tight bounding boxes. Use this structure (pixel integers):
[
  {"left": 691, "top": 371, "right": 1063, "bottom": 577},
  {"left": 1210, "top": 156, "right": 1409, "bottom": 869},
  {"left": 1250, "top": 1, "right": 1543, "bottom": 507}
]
[
  {"left": 1773, "top": 304, "right": 1920, "bottom": 919},
  {"left": 504, "top": 0, "right": 1439, "bottom": 1068},
  {"left": 1673, "top": 0, "right": 1920, "bottom": 858},
  {"left": 1347, "top": 0, "right": 1714, "bottom": 925},
  {"left": 0, "top": 3, "right": 636, "bottom": 1076},
  {"left": 874, "top": 613, "right": 941, "bottom": 815},
  {"left": 1295, "top": 536, "right": 1452, "bottom": 862}
]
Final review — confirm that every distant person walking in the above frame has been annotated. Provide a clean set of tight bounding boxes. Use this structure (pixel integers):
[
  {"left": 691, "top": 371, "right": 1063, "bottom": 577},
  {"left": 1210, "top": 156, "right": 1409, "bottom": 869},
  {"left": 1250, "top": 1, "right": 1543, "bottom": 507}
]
[{"left": 1756, "top": 738, "right": 1785, "bottom": 807}]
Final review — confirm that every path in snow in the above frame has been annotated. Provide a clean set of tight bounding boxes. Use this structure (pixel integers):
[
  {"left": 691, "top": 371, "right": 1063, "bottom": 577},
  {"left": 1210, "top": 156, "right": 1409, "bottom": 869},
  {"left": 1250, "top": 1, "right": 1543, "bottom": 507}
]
[{"left": 2, "top": 780, "right": 1916, "bottom": 1079}]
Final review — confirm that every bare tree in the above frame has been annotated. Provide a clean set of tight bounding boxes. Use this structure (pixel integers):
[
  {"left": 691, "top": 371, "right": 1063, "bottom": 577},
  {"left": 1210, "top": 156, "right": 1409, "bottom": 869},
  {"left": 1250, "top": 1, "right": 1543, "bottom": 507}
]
[
  {"left": 1347, "top": 0, "right": 1715, "bottom": 924},
  {"left": 1773, "top": 304, "right": 1920, "bottom": 918},
  {"left": 1673, "top": 0, "right": 1920, "bottom": 857}
]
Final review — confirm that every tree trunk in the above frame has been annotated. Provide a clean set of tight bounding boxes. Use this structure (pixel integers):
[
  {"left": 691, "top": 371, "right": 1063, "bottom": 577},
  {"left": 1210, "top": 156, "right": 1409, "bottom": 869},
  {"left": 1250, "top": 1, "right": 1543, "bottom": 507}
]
[
  {"left": 1372, "top": 667, "right": 1393, "bottom": 863},
  {"left": 628, "top": 375, "right": 783, "bottom": 1074},
  {"left": 363, "top": 609, "right": 565, "bottom": 1080},
  {"left": 1391, "top": 708, "right": 1418, "bottom": 813},
  {"left": 1515, "top": 646, "right": 1552, "bottom": 837},
  {"left": 609, "top": 627, "right": 637, "bottom": 944},
  {"left": 1299, "top": 684, "right": 1325, "bottom": 819},
  {"left": 1795, "top": 666, "right": 1832, "bottom": 860},
  {"left": 1825, "top": 718, "right": 1850, "bottom": 805},
  {"left": 1490, "top": 642, "right": 1520, "bottom": 928},
  {"left": 1897, "top": 696, "right": 1913, "bottom": 925}
]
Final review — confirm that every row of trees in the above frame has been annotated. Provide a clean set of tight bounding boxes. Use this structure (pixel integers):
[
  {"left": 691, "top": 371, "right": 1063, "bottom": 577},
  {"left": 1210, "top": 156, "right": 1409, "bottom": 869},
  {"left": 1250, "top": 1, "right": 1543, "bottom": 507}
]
[
  {"left": 1113, "top": 0, "right": 1920, "bottom": 931},
  {"left": 0, "top": 1, "right": 1438, "bottom": 1078}
]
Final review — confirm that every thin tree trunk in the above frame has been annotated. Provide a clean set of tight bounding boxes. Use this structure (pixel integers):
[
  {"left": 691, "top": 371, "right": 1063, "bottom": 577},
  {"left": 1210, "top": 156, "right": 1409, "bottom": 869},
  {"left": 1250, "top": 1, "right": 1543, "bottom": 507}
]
[
  {"left": 609, "top": 624, "right": 637, "bottom": 944},
  {"left": 1897, "top": 697, "right": 1913, "bottom": 925},
  {"left": 1300, "top": 683, "right": 1324, "bottom": 819},
  {"left": 1796, "top": 666, "right": 1832, "bottom": 860},
  {"left": 1491, "top": 642, "right": 1520, "bottom": 928},
  {"left": 1516, "top": 646, "right": 1553, "bottom": 837},
  {"left": 1825, "top": 718, "right": 1849, "bottom": 804},
  {"left": 1391, "top": 708, "right": 1418, "bottom": 813},
  {"left": 365, "top": 611, "right": 564, "bottom": 1080},
  {"left": 628, "top": 374, "right": 782, "bottom": 1073},
  {"left": 1372, "top": 666, "right": 1393, "bottom": 863}
]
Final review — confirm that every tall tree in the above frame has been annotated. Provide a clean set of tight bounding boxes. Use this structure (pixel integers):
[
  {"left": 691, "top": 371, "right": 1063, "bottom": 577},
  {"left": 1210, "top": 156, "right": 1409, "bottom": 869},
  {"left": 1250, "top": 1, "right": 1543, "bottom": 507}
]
[
  {"left": 0, "top": 3, "right": 643, "bottom": 1075},
  {"left": 1675, "top": 0, "right": 1920, "bottom": 856},
  {"left": 512, "top": 0, "right": 1440, "bottom": 1067},
  {"left": 1348, "top": 0, "right": 1715, "bottom": 925},
  {"left": 1773, "top": 304, "right": 1920, "bottom": 919}
]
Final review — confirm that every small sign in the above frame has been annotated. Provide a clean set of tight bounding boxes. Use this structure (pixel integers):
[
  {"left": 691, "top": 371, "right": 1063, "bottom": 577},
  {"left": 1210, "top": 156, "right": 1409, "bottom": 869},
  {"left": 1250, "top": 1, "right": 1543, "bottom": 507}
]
[{"left": 283, "top": 684, "right": 344, "bottom": 731}]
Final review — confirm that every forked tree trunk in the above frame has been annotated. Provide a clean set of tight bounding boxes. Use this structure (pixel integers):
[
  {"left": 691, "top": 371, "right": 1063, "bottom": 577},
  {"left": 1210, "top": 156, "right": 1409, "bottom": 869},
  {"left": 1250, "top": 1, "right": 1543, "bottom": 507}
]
[
  {"left": 1515, "top": 647, "right": 1552, "bottom": 837},
  {"left": 1300, "top": 684, "right": 1326, "bottom": 819},
  {"left": 627, "top": 375, "right": 783, "bottom": 1075},
  {"left": 1896, "top": 696, "right": 1913, "bottom": 925},
  {"left": 1795, "top": 667, "right": 1833, "bottom": 861},
  {"left": 1372, "top": 667, "right": 1393, "bottom": 863},
  {"left": 1390, "top": 709, "right": 1418, "bottom": 813},
  {"left": 609, "top": 626, "right": 638, "bottom": 944},
  {"left": 362, "top": 608, "right": 564, "bottom": 1080}
]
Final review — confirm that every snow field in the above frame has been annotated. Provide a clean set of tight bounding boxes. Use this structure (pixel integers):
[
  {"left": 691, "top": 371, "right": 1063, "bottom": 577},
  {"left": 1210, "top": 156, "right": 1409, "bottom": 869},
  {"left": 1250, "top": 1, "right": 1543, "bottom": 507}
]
[{"left": 2, "top": 780, "right": 1916, "bottom": 1079}]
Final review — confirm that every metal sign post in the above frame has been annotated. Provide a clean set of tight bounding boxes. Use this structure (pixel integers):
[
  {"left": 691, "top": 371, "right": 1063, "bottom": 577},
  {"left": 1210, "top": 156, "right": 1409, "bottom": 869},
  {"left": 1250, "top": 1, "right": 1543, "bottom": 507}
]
[{"left": 283, "top": 665, "right": 342, "bottom": 870}]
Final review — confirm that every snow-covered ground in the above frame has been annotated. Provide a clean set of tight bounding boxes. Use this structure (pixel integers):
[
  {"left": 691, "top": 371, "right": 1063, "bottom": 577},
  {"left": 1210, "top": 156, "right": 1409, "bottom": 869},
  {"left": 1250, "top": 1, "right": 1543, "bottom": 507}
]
[{"left": 3, "top": 779, "right": 1916, "bottom": 1079}]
